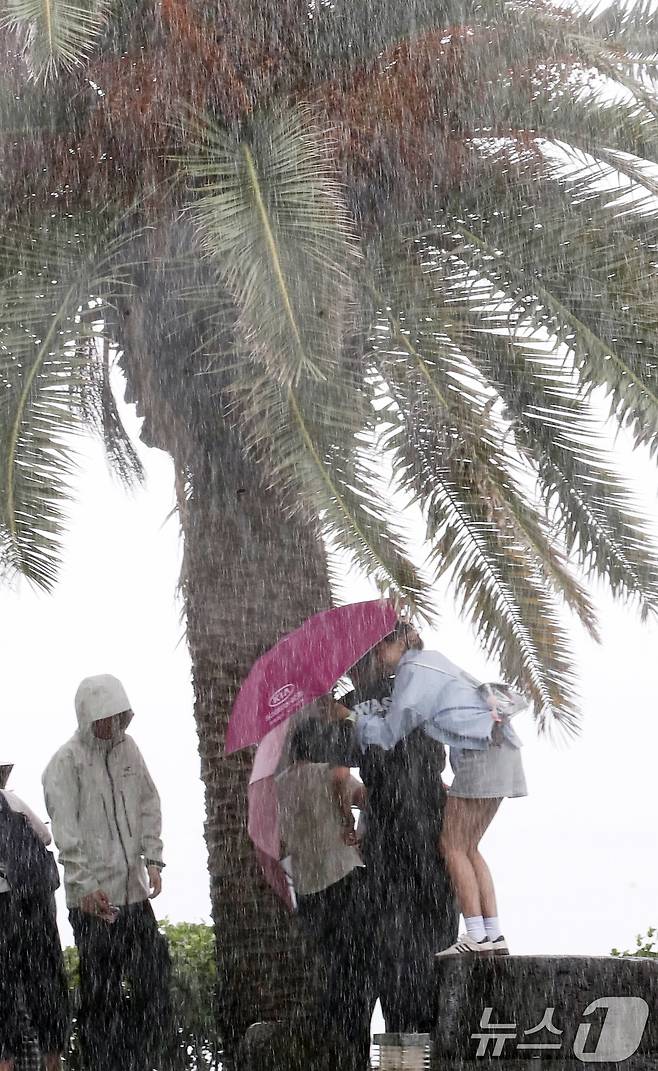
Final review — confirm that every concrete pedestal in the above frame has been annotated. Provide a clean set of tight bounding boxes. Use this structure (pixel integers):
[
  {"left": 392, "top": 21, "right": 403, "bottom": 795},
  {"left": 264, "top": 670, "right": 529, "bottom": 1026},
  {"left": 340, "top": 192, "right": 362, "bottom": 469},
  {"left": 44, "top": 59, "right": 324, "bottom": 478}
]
[
  {"left": 433, "top": 955, "right": 658, "bottom": 1069},
  {"left": 235, "top": 955, "right": 658, "bottom": 1070}
]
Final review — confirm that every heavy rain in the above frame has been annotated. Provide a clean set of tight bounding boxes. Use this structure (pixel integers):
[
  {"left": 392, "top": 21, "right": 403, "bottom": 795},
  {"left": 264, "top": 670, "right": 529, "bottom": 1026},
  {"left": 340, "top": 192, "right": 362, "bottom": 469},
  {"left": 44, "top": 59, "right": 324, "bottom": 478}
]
[{"left": 1, "top": 0, "right": 658, "bottom": 1068}]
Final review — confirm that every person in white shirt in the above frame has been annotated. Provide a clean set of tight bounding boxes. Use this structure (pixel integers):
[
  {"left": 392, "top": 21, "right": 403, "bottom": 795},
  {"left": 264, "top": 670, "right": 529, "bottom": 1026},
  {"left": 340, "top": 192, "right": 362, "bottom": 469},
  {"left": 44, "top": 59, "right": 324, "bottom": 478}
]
[
  {"left": 277, "top": 730, "right": 374, "bottom": 1071},
  {"left": 0, "top": 767, "right": 68, "bottom": 1071}
]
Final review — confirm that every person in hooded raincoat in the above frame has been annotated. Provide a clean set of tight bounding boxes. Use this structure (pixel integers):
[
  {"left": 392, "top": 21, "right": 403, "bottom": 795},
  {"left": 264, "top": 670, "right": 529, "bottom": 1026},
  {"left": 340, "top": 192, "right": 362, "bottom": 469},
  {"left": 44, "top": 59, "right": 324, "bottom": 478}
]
[
  {"left": 0, "top": 764, "right": 69, "bottom": 1071},
  {"left": 42, "top": 675, "right": 171, "bottom": 1071}
]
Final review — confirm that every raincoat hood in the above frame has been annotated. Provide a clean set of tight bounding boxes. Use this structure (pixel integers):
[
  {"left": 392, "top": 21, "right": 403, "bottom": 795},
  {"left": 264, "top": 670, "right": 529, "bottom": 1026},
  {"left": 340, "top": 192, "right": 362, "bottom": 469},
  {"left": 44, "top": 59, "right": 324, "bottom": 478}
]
[
  {"left": 43, "top": 692, "right": 163, "bottom": 907},
  {"left": 75, "top": 674, "right": 133, "bottom": 738}
]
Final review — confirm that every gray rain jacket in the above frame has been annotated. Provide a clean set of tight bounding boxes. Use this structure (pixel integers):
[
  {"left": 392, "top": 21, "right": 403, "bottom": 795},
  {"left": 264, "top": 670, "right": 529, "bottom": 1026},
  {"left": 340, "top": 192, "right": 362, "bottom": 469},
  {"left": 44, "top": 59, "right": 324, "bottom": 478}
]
[{"left": 42, "top": 675, "right": 164, "bottom": 908}]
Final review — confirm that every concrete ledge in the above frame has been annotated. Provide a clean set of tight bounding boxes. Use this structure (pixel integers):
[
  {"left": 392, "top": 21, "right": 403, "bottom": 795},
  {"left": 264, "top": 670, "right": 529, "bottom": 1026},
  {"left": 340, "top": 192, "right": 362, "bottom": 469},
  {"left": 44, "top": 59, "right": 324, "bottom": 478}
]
[
  {"left": 434, "top": 955, "right": 658, "bottom": 1067},
  {"left": 441, "top": 1061, "right": 658, "bottom": 1070}
]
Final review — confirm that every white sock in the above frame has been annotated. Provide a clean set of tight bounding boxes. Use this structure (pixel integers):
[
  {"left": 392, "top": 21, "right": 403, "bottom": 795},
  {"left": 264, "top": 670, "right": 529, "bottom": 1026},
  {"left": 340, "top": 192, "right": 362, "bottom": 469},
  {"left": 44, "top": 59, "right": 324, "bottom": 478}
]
[
  {"left": 464, "top": 915, "right": 487, "bottom": 943},
  {"left": 484, "top": 916, "right": 503, "bottom": 941}
]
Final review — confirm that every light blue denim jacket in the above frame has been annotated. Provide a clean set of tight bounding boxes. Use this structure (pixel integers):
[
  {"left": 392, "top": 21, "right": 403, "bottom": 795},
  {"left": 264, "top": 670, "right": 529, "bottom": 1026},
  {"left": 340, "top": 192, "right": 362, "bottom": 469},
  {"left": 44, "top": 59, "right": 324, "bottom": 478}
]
[{"left": 354, "top": 649, "right": 523, "bottom": 755}]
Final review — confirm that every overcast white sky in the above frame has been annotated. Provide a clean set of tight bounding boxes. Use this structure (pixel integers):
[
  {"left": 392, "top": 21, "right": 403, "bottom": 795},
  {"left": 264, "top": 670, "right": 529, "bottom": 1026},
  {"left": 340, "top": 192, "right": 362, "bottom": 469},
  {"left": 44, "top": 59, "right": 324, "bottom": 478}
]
[{"left": 1, "top": 396, "right": 657, "bottom": 960}]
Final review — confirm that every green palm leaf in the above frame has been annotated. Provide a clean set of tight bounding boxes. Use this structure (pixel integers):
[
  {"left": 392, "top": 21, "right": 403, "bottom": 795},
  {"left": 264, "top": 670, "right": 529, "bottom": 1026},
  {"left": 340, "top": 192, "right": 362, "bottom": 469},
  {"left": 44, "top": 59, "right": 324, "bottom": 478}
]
[
  {"left": 403, "top": 185, "right": 658, "bottom": 616},
  {"left": 372, "top": 256, "right": 600, "bottom": 617},
  {"left": 475, "top": 333, "right": 658, "bottom": 619},
  {"left": 79, "top": 336, "right": 145, "bottom": 489},
  {"left": 500, "top": 345, "right": 655, "bottom": 605},
  {"left": 227, "top": 366, "right": 434, "bottom": 619},
  {"left": 181, "top": 108, "right": 359, "bottom": 386},
  {"left": 1, "top": 0, "right": 111, "bottom": 80},
  {"left": 384, "top": 409, "right": 581, "bottom": 730},
  {"left": 0, "top": 222, "right": 139, "bottom": 589},
  {"left": 366, "top": 262, "right": 592, "bottom": 726},
  {"left": 423, "top": 178, "right": 658, "bottom": 457},
  {"left": 180, "top": 107, "right": 432, "bottom": 615}
]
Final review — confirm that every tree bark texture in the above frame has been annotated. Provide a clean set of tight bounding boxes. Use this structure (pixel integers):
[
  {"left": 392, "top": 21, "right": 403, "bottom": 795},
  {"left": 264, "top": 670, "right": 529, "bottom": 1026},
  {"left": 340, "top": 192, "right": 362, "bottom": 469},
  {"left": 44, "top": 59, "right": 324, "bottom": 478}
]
[{"left": 115, "top": 227, "right": 333, "bottom": 1054}]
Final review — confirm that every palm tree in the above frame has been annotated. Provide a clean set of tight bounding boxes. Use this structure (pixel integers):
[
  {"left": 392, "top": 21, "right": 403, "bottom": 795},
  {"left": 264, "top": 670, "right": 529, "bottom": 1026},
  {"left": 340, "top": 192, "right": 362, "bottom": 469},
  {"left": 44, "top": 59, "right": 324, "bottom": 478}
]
[{"left": 2, "top": 0, "right": 658, "bottom": 1056}]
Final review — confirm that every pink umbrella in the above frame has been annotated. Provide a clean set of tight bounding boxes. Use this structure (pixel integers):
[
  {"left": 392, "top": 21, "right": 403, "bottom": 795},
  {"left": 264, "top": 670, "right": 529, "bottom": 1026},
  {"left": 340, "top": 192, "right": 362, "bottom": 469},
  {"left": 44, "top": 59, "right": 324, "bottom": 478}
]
[
  {"left": 248, "top": 721, "right": 295, "bottom": 910},
  {"left": 225, "top": 599, "right": 398, "bottom": 754},
  {"left": 249, "top": 722, "right": 289, "bottom": 858},
  {"left": 248, "top": 704, "right": 331, "bottom": 907}
]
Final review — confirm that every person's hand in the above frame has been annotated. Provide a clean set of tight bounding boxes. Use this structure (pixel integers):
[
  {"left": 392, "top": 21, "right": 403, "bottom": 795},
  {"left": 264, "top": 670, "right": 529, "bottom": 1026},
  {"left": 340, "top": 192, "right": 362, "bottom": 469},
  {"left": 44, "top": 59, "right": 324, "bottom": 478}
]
[
  {"left": 339, "top": 810, "right": 357, "bottom": 846},
  {"left": 341, "top": 826, "right": 359, "bottom": 847},
  {"left": 80, "top": 889, "right": 114, "bottom": 920},
  {"left": 148, "top": 865, "right": 162, "bottom": 899},
  {"left": 329, "top": 700, "right": 353, "bottom": 722}
]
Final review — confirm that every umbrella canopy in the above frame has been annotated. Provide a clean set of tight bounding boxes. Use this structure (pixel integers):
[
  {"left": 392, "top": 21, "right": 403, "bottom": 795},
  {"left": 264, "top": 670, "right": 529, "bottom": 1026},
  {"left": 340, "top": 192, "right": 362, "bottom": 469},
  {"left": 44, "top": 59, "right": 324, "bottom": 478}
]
[
  {"left": 225, "top": 598, "right": 397, "bottom": 754},
  {"left": 248, "top": 721, "right": 294, "bottom": 909},
  {"left": 248, "top": 720, "right": 289, "bottom": 861},
  {"left": 248, "top": 704, "right": 326, "bottom": 909}
]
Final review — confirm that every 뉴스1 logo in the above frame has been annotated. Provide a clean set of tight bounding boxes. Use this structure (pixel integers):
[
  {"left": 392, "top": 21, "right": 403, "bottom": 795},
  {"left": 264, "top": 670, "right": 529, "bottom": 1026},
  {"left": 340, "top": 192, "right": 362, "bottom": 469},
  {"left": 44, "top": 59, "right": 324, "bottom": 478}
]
[
  {"left": 472, "top": 997, "right": 650, "bottom": 1062},
  {"left": 269, "top": 684, "right": 296, "bottom": 708},
  {"left": 574, "top": 998, "right": 649, "bottom": 1063}
]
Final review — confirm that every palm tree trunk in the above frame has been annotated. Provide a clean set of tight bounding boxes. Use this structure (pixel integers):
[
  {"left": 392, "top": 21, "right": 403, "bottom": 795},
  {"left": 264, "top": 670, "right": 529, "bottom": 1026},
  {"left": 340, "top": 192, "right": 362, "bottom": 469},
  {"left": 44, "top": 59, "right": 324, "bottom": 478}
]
[
  {"left": 116, "top": 263, "right": 332, "bottom": 1057},
  {"left": 179, "top": 441, "right": 332, "bottom": 1049}
]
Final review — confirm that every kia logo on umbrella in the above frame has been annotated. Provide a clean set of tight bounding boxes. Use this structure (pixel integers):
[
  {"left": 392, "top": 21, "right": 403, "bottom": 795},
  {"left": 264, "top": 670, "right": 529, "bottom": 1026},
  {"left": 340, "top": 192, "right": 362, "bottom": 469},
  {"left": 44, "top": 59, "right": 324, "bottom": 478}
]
[
  {"left": 269, "top": 684, "right": 296, "bottom": 708},
  {"left": 265, "top": 683, "right": 305, "bottom": 725}
]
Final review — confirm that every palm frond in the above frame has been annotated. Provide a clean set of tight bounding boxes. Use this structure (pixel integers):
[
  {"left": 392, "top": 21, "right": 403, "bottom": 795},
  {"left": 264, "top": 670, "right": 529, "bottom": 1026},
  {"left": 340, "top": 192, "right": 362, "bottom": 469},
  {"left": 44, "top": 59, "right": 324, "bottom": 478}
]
[
  {"left": 465, "top": 330, "right": 658, "bottom": 618},
  {"left": 360, "top": 265, "right": 591, "bottom": 724},
  {"left": 179, "top": 106, "right": 432, "bottom": 613},
  {"left": 0, "top": 222, "right": 138, "bottom": 590},
  {"left": 403, "top": 181, "right": 658, "bottom": 615},
  {"left": 520, "top": 0, "right": 658, "bottom": 85},
  {"left": 370, "top": 253, "right": 600, "bottom": 623},
  {"left": 395, "top": 3, "right": 658, "bottom": 163},
  {"left": 227, "top": 367, "right": 434, "bottom": 619},
  {"left": 585, "top": 0, "right": 658, "bottom": 44},
  {"left": 421, "top": 175, "right": 658, "bottom": 457},
  {"left": 79, "top": 337, "right": 144, "bottom": 488},
  {"left": 384, "top": 409, "right": 581, "bottom": 731},
  {"left": 493, "top": 79, "right": 658, "bottom": 172},
  {"left": 361, "top": 177, "right": 658, "bottom": 721},
  {"left": 180, "top": 107, "right": 359, "bottom": 385},
  {"left": 1, "top": 0, "right": 111, "bottom": 80}
]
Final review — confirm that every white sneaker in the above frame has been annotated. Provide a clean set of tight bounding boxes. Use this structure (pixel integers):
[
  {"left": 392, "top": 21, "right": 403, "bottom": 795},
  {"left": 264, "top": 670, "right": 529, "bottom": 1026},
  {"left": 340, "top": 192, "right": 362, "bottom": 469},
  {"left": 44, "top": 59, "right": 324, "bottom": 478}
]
[
  {"left": 490, "top": 934, "right": 510, "bottom": 956},
  {"left": 435, "top": 934, "right": 493, "bottom": 959}
]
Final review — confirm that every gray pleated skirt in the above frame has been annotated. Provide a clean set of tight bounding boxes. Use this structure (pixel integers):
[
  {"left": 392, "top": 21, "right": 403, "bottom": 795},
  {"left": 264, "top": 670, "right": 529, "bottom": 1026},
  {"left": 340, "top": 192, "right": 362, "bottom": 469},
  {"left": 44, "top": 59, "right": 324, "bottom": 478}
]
[{"left": 450, "top": 742, "right": 527, "bottom": 799}]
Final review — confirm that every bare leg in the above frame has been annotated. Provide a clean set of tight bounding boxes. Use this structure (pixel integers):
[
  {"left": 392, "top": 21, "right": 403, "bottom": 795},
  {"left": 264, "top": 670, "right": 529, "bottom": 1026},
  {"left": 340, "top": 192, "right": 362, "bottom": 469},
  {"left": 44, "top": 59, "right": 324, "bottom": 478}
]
[
  {"left": 0, "top": 1060, "right": 15, "bottom": 1071},
  {"left": 440, "top": 834, "right": 481, "bottom": 918},
  {"left": 44, "top": 1055, "right": 62, "bottom": 1071},
  {"left": 467, "top": 800, "right": 501, "bottom": 919},
  {"left": 470, "top": 850, "right": 498, "bottom": 919},
  {"left": 439, "top": 797, "right": 501, "bottom": 920}
]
